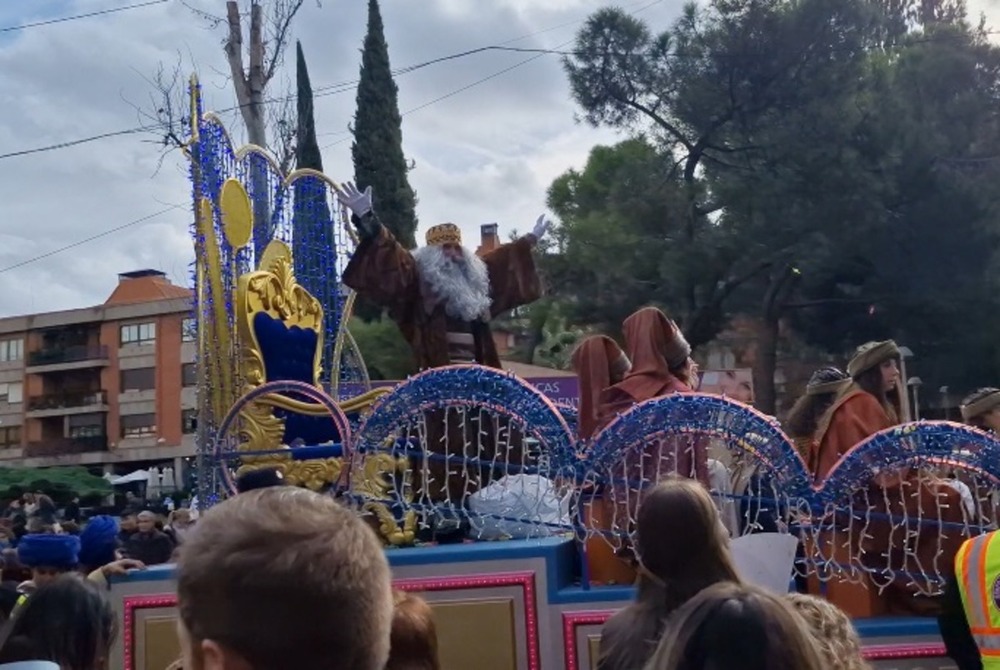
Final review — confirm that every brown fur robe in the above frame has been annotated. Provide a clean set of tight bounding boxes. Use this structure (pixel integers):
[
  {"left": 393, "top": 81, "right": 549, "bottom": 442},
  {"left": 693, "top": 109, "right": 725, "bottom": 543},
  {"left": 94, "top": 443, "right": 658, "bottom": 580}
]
[{"left": 342, "top": 225, "right": 541, "bottom": 369}]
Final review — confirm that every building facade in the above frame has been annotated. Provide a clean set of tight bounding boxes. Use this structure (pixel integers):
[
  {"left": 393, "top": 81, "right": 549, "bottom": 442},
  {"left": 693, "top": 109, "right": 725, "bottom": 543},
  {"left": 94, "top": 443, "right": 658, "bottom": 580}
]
[{"left": 0, "top": 270, "right": 195, "bottom": 477}]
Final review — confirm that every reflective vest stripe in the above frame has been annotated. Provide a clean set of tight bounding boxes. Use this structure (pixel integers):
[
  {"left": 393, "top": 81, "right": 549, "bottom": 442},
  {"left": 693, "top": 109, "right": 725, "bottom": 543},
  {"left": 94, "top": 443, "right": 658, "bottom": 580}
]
[{"left": 956, "top": 532, "right": 1000, "bottom": 658}]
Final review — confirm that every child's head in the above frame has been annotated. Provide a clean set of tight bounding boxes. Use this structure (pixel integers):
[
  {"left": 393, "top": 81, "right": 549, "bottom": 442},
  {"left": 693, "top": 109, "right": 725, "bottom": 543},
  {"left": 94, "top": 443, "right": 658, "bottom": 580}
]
[
  {"left": 176, "top": 487, "right": 393, "bottom": 670},
  {"left": 646, "top": 582, "right": 824, "bottom": 670},
  {"left": 386, "top": 590, "right": 441, "bottom": 670},
  {"left": 785, "top": 593, "right": 871, "bottom": 670}
]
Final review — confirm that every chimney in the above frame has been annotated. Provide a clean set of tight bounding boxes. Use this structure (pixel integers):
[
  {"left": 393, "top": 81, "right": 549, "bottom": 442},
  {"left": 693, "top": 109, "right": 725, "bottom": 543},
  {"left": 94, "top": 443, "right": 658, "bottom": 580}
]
[{"left": 476, "top": 223, "right": 500, "bottom": 256}]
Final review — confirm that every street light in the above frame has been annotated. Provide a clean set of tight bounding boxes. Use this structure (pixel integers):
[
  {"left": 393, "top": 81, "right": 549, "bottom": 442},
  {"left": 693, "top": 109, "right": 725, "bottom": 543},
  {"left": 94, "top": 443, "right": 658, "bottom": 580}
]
[
  {"left": 898, "top": 346, "right": 914, "bottom": 422},
  {"left": 940, "top": 386, "right": 950, "bottom": 420},
  {"left": 907, "top": 376, "right": 923, "bottom": 420}
]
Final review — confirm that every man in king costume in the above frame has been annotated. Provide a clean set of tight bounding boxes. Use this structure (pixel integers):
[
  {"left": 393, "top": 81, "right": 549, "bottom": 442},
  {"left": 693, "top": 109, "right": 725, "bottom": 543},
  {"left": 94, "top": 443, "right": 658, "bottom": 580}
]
[
  {"left": 336, "top": 182, "right": 550, "bottom": 368},
  {"left": 335, "top": 182, "right": 550, "bottom": 510}
]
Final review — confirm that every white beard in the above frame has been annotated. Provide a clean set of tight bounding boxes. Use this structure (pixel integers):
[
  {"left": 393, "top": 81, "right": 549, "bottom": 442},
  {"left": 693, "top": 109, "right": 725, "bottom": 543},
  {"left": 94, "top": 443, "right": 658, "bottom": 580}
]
[{"left": 412, "top": 245, "right": 491, "bottom": 322}]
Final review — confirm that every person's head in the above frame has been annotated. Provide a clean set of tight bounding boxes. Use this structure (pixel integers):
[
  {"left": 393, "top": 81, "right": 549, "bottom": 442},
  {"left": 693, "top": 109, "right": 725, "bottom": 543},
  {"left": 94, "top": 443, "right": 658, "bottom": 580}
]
[
  {"left": 119, "top": 513, "right": 137, "bottom": 533},
  {"left": 412, "top": 224, "right": 491, "bottom": 324},
  {"left": 176, "top": 487, "right": 393, "bottom": 670},
  {"left": 170, "top": 509, "right": 193, "bottom": 528},
  {"left": 785, "top": 593, "right": 870, "bottom": 670},
  {"left": 136, "top": 511, "right": 157, "bottom": 534},
  {"left": 618, "top": 307, "right": 694, "bottom": 398},
  {"left": 848, "top": 340, "right": 901, "bottom": 397},
  {"left": 385, "top": 591, "right": 441, "bottom": 670},
  {"left": 847, "top": 340, "right": 902, "bottom": 421},
  {"left": 0, "top": 574, "right": 116, "bottom": 670},
  {"left": 235, "top": 468, "right": 285, "bottom": 494},
  {"left": 570, "top": 335, "right": 631, "bottom": 440},
  {"left": 635, "top": 478, "right": 738, "bottom": 599},
  {"left": 645, "top": 582, "right": 825, "bottom": 670},
  {"left": 17, "top": 534, "right": 80, "bottom": 587},
  {"left": 785, "top": 367, "right": 850, "bottom": 438},
  {"left": 961, "top": 387, "right": 1000, "bottom": 432},
  {"left": 0, "top": 574, "right": 115, "bottom": 670},
  {"left": 78, "top": 516, "right": 119, "bottom": 573},
  {"left": 600, "top": 479, "right": 740, "bottom": 670}
]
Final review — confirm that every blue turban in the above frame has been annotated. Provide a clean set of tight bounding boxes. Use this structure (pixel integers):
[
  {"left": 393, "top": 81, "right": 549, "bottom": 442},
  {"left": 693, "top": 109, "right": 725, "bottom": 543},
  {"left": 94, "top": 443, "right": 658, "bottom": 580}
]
[
  {"left": 17, "top": 534, "right": 80, "bottom": 570},
  {"left": 79, "top": 516, "right": 119, "bottom": 569}
]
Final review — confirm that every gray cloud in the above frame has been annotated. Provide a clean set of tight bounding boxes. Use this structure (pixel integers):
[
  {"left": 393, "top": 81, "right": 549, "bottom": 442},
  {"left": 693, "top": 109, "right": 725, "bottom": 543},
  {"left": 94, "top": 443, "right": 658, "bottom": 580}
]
[{"left": 0, "top": 0, "right": 681, "bottom": 316}]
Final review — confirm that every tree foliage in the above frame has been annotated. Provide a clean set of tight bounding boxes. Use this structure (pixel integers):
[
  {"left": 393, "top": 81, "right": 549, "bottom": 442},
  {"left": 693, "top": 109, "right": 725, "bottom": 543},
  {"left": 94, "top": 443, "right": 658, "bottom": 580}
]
[
  {"left": 555, "top": 0, "right": 1000, "bottom": 411},
  {"left": 348, "top": 316, "right": 417, "bottom": 380},
  {"left": 0, "top": 467, "right": 111, "bottom": 505},
  {"left": 352, "top": 0, "right": 418, "bottom": 250}
]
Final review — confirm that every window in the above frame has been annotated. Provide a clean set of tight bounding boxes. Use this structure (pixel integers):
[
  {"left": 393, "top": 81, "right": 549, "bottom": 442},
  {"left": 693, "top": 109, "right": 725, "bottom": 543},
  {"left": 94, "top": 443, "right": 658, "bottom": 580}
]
[
  {"left": 182, "top": 363, "right": 197, "bottom": 387},
  {"left": 69, "top": 414, "right": 104, "bottom": 439},
  {"left": 120, "top": 368, "right": 155, "bottom": 392},
  {"left": 182, "top": 409, "right": 197, "bottom": 434},
  {"left": 0, "top": 383, "right": 23, "bottom": 404},
  {"left": 121, "top": 413, "right": 156, "bottom": 438},
  {"left": 120, "top": 322, "right": 156, "bottom": 346},
  {"left": 0, "top": 426, "right": 20, "bottom": 449},
  {"left": 182, "top": 318, "right": 196, "bottom": 342},
  {"left": 0, "top": 339, "right": 23, "bottom": 363}
]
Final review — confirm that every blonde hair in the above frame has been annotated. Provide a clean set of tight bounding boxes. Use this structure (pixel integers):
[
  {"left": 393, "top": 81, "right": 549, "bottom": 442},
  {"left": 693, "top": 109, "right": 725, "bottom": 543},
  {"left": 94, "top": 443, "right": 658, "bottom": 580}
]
[
  {"left": 645, "top": 582, "right": 825, "bottom": 670},
  {"left": 785, "top": 594, "right": 871, "bottom": 670}
]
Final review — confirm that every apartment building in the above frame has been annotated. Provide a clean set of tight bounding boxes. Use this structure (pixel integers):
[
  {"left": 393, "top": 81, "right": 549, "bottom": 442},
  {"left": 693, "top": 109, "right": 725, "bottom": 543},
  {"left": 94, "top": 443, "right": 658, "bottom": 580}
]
[{"left": 0, "top": 270, "right": 196, "bottom": 478}]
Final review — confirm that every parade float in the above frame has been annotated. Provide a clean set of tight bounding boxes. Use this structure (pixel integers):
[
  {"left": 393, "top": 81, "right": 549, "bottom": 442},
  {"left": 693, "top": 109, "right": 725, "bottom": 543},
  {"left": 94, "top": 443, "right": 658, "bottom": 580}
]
[{"left": 106, "top": 76, "right": 1000, "bottom": 670}]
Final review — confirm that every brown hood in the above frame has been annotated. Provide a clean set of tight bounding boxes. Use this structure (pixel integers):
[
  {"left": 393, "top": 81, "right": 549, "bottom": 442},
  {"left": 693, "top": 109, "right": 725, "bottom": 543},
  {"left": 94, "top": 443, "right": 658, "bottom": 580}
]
[
  {"left": 611, "top": 307, "right": 691, "bottom": 404},
  {"left": 571, "top": 335, "right": 630, "bottom": 440}
]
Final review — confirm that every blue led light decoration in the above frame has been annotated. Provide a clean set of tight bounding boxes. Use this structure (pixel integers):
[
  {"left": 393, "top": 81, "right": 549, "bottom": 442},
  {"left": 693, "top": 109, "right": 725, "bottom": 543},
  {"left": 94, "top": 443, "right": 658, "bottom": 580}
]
[
  {"left": 184, "top": 75, "right": 367, "bottom": 506},
  {"left": 818, "top": 421, "right": 1000, "bottom": 504},
  {"left": 355, "top": 365, "right": 578, "bottom": 472},
  {"left": 587, "top": 393, "right": 812, "bottom": 497}
]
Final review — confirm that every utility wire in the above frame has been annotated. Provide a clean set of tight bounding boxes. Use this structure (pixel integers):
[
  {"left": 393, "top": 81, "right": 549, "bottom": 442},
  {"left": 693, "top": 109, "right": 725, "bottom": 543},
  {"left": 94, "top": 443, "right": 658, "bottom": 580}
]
[
  {"left": 0, "top": 0, "right": 169, "bottom": 34},
  {"left": 0, "top": 205, "right": 186, "bottom": 274},
  {"left": 0, "top": 0, "right": 662, "bottom": 159}
]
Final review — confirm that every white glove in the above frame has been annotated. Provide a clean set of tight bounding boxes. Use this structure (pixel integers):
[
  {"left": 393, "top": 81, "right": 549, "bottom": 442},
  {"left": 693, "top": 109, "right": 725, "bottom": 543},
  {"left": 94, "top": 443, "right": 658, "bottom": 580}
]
[
  {"left": 531, "top": 214, "right": 551, "bottom": 241},
  {"left": 333, "top": 181, "right": 373, "bottom": 218}
]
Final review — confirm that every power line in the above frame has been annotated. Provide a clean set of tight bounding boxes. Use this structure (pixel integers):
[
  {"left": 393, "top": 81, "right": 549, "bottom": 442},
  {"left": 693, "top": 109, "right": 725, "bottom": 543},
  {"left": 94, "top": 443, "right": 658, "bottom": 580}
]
[
  {"left": 0, "top": 205, "right": 186, "bottom": 275},
  {"left": 0, "top": 0, "right": 169, "bottom": 34},
  {"left": 0, "top": 0, "right": 660, "bottom": 159}
]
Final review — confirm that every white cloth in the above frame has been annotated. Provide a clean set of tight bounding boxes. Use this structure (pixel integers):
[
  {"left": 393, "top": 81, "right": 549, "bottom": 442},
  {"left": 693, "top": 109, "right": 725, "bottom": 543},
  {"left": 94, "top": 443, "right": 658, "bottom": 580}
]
[
  {"left": 0, "top": 663, "right": 61, "bottom": 669},
  {"left": 945, "top": 479, "right": 976, "bottom": 518},
  {"left": 468, "top": 474, "right": 573, "bottom": 540}
]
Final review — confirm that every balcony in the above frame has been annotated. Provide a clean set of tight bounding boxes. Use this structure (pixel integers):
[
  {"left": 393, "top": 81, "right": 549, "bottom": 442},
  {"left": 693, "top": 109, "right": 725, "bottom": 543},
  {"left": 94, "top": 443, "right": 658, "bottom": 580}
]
[
  {"left": 24, "top": 435, "right": 108, "bottom": 458},
  {"left": 26, "top": 391, "right": 109, "bottom": 418},
  {"left": 26, "top": 345, "right": 109, "bottom": 372}
]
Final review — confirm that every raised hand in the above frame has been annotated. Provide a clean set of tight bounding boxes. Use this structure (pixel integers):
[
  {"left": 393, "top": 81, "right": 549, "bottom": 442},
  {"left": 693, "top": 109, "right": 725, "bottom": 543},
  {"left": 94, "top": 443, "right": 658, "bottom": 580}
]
[
  {"left": 333, "top": 181, "right": 373, "bottom": 218},
  {"left": 531, "top": 214, "right": 552, "bottom": 241}
]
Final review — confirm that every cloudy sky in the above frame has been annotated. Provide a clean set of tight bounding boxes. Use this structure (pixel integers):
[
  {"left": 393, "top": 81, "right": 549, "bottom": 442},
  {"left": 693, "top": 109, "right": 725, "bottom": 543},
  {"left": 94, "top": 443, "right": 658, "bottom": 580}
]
[{"left": 0, "top": 0, "right": 996, "bottom": 316}]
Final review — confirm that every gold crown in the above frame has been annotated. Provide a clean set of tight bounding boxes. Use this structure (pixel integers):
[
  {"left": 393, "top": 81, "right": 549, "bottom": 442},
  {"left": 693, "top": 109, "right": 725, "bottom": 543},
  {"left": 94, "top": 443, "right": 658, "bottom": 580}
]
[{"left": 426, "top": 223, "right": 462, "bottom": 246}]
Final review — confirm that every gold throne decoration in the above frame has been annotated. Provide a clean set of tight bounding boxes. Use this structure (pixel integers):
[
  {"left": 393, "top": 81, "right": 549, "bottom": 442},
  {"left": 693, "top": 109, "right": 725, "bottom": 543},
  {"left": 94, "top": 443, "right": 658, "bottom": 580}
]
[{"left": 234, "top": 239, "right": 344, "bottom": 490}]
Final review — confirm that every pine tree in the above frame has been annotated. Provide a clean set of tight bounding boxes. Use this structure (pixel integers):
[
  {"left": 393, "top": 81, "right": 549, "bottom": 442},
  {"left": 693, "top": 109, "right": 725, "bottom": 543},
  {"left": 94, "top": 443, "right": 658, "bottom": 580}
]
[
  {"left": 292, "top": 41, "right": 340, "bottom": 388},
  {"left": 352, "top": 0, "right": 418, "bottom": 250}
]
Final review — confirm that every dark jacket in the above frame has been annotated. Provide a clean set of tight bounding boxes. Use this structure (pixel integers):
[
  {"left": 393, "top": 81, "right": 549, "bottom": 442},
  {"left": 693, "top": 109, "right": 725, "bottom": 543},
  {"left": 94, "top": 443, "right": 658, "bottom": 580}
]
[{"left": 938, "top": 571, "right": 983, "bottom": 670}]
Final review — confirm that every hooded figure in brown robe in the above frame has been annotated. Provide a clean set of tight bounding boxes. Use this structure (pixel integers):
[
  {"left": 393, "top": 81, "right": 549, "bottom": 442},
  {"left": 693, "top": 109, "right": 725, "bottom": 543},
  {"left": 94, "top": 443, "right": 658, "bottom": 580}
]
[
  {"left": 335, "top": 182, "right": 548, "bottom": 369},
  {"left": 597, "top": 308, "right": 702, "bottom": 446},
  {"left": 811, "top": 340, "right": 964, "bottom": 617},
  {"left": 571, "top": 335, "right": 631, "bottom": 442}
]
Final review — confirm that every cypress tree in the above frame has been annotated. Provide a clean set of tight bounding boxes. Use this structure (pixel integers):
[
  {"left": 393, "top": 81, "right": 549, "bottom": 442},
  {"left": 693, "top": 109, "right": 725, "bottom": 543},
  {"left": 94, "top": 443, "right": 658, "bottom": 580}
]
[
  {"left": 352, "top": 0, "right": 418, "bottom": 250},
  {"left": 296, "top": 40, "right": 323, "bottom": 172},
  {"left": 292, "top": 40, "right": 340, "bottom": 387}
]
